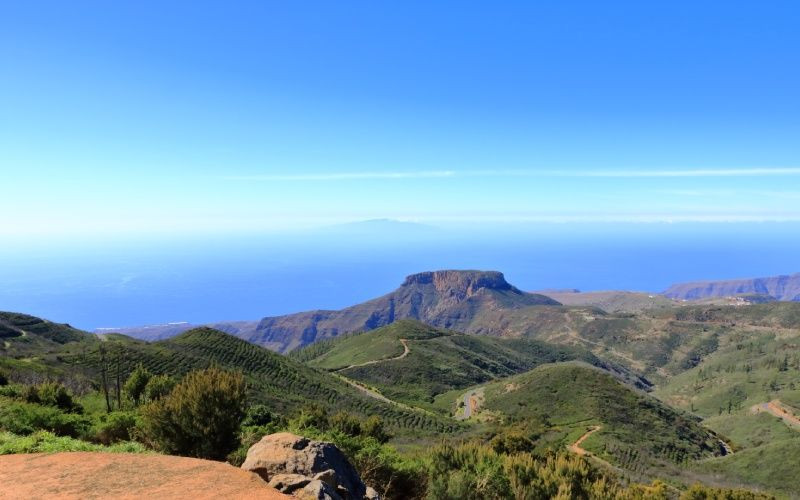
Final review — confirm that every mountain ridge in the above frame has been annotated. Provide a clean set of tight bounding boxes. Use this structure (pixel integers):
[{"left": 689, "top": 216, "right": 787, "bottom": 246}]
[
  {"left": 246, "top": 270, "right": 560, "bottom": 352},
  {"left": 664, "top": 272, "right": 800, "bottom": 302}
]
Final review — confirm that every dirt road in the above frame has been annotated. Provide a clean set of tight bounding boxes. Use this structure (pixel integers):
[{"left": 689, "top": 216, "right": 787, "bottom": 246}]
[
  {"left": 757, "top": 399, "right": 800, "bottom": 428},
  {"left": 336, "top": 339, "right": 410, "bottom": 372},
  {"left": 568, "top": 425, "right": 601, "bottom": 456}
]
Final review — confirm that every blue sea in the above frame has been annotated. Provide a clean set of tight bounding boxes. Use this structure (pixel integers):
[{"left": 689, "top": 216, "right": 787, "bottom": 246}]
[{"left": 2, "top": 222, "right": 799, "bottom": 331}]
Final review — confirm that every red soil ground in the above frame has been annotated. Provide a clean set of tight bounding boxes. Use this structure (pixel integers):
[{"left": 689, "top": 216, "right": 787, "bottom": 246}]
[{"left": 0, "top": 452, "right": 289, "bottom": 500}]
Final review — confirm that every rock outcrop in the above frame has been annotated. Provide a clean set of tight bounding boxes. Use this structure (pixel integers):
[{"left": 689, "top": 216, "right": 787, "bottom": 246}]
[
  {"left": 242, "top": 432, "right": 371, "bottom": 500},
  {"left": 243, "top": 270, "right": 561, "bottom": 352}
]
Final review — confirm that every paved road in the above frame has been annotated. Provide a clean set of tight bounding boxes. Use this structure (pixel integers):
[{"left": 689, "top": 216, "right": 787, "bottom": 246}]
[
  {"left": 457, "top": 389, "right": 481, "bottom": 420},
  {"left": 463, "top": 393, "right": 474, "bottom": 418}
]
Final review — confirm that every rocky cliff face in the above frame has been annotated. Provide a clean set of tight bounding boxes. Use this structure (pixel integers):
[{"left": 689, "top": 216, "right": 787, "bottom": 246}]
[
  {"left": 663, "top": 273, "right": 800, "bottom": 302},
  {"left": 243, "top": 270, "right": 560, "bottom": 352}
]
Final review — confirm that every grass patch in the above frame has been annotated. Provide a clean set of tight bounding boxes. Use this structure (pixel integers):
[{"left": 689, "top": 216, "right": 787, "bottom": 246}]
[{"left": 0, "top": 430, "right": 148, "bottom": 454}]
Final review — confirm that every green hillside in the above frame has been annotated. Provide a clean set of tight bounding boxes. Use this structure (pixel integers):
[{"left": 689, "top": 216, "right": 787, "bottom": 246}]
[
  {"left": 466, "top": 302, "right": 800, "bottom": 386},
  {"left": 293, "top": 320, "right": 646, "bottom": 412},
  {"left": 62, "top": 327, "right": 458, "bottom": 436},
  {"left": 696, "top": 439, "right": 800, "bottom": 497},
  {"left": 652, "top": 308, "right": 800, "bottom": 496},
  {"left": 0, "top": 311, "right": 99, "bottom": 383},
  {"left": 476, "top": 362, "right": 722, "bottom": 473}
]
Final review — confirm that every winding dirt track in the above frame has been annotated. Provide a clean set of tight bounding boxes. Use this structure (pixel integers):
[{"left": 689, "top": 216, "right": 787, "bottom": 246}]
[
  {"left": 330, "top": 339, "right": 437, "bottom": 415},
  {"left": 0, "top": 452, "right": 288, "bottom": 500},
  {"left": 335, "top": 339, "right": 410, "bottom": 372},
  {"left": 568, "top": 425, "right": 602, "bottom": 456},
  {"left": 758, "top": 399, "right": 800, "bottom": 428}
]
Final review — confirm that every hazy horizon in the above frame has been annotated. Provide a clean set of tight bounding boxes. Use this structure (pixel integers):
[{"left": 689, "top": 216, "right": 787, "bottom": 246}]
[{"left": 3, "top": 2, "right": 800, "bottom": 329}]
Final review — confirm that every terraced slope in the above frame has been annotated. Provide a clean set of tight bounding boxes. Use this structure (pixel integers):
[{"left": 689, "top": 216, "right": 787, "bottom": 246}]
[
  {"left": 0, "top": 311, "right": 99, "bottom": 382},
  {"left": 293, "top": 320, "right": 649, "bottom": 412},
  {"left": 65, "top": 327, "right": 458, "bottom": 435}
]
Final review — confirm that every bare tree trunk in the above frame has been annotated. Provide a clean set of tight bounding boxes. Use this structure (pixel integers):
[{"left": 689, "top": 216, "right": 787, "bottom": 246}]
[
  {"left": 115, "top": 347, "right": 122, "bottom": 410},
  {"left": 99, "top": 345, "right": 112, "bottom": 413}
]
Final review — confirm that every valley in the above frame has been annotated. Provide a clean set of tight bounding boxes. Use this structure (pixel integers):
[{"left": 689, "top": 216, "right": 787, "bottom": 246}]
[{"left": 3, "top": 269, "right": 800, "bottom": 498}]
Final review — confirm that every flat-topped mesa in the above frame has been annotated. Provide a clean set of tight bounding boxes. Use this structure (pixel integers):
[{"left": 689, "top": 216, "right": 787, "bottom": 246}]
[{"left": 401, "top": 270, "right": 520, "bottom": 298}]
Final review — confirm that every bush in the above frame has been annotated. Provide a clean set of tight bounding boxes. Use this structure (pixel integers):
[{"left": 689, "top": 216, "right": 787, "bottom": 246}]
[
  {"left": 490, "top": 429, "right": 534, "bottom": 455},
  {"left": 139, "top": 367, "right": 247, "bottom": 460},
  {"left": 361, "top": 415, "right": 390, "bottom": 444},
  {"left": 348, "top": 436, "right": 425, "bottom": 500},
  {"left": 23, "top": 385, "right": 41, "bottom": 404},
  {"left": 289, "top": 404, "right": 329, "bottom": 432},
  {"left": 427, "top": 443, "right": 511, "bottom": 499},
  {"left": 0, "top": 385, "right": 20, "bottom": 398},
  {"left": 0, "top": 401, "right": 90, "bottom": 437},
  {"left": 330, "top": 412, "right": 362, "bottom": 437},
  {"left": 23, "top": 382, "right": 81, "bottom": 413},
  {"left": 35, "top": 382, "right": 82, "bottom": 413},
  {"left": 680, "top": 483, "right": 772, "bottom": 500},
  {"left": 143, "top": 374, "right": 175, "bottom": 402},
  {"left": 242, "top": 404, "right": 278, "bottom": 427},
  {"left": 425, "top": 443, "right": 653, "bottom": 500},
  {"left": 123, "top": 364, "right": 152, "bottom": 406},
  {"left": 93, "top": 411, "right": 138, "bottom": 445}
]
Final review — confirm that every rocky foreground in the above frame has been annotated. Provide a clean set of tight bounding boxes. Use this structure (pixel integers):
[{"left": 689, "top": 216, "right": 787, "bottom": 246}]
[{"left": 0, "top": 433, "right": 378, "bottom": 500}]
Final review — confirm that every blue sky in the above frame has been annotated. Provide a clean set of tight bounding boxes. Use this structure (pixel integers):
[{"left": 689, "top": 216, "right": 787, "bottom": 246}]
[{"left": 3, "top": 1, "right": 800, "bottom": 237}]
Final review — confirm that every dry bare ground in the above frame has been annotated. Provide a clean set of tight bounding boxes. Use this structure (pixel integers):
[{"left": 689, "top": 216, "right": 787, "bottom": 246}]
[{"left": 0, "top": 452, "right": 288, "bottom": 500}]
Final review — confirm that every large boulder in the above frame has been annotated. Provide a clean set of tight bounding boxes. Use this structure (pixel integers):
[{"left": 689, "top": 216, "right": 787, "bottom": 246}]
[{"left": 242, "top": 432, "right": 368, "bottom": 500}]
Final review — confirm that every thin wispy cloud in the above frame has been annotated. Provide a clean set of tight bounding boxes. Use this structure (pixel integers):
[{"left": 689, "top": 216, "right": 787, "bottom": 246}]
[
  {"left": 659, "top": 189, "right": 800, "bottom": 199},
  {"left": 223, "top": 171, "right": 457, "bottom": 181},
  {"left": 224, "top": 167, "right": 800, "bottom": 182},
  {"left": 566, "top": 167, "right": 800, "bottom": 178}
]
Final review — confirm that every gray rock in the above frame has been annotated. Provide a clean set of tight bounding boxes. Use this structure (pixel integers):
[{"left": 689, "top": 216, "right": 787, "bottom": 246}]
[
  {"left": 241, "top": 432, "right": 366, "bottom": 499},
  {"left": 364, "top": 486, "right": 381, "bottom": 500},
  {"left": 296, "top": 479, "right": 342, "bottom": 500},
  {"left": 266, "top": 473, "right": 311, "bottom": 493},
  {"left": 312, "top": 469, "right": 338, "bottom": 489}
]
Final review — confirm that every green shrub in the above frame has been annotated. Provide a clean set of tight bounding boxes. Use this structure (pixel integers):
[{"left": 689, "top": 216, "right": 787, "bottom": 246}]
[
  {"left": 361, "top": 415, "right": 391, "bottom": 444},
  {"left": 0, "top": 385, "right": 20, "bottom": 398},
  {"left": 242, "top": 404, "right": 279, "bottom": 427},
  {"left": 289, "top": 404, "right": 329, "bottom": 432},
  {"left": 427, "top": 443, "right": 511, "bottom": 500},
  {"left": 680, "top": 483, "right": 773, "bottom": 500},
  {"left": 93, "top": 411, "right": 138, "bottom": 445},
  {"left": 490, "top": 429, "right": 534, "bottom": 455},
  {"left": 330, "top": 411, "right": 362, "bottom": 437},
  {"left": 139, "top": 367, "right": 247, "bottom": 460},
  {"left": 143, "top": 374, "right": 175, "bottom": 402},
  {"left": 35, "top": 382, "right": 81, "bottom": 413},
  {"left": 0, "top": 401, "right": 90, "bottom": 437},
  {"left": 23, "top": 385, "right": 41, "bottom": 404},
  {"left": 123, "top": 364, "right": 152, "bottom": 406}
]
